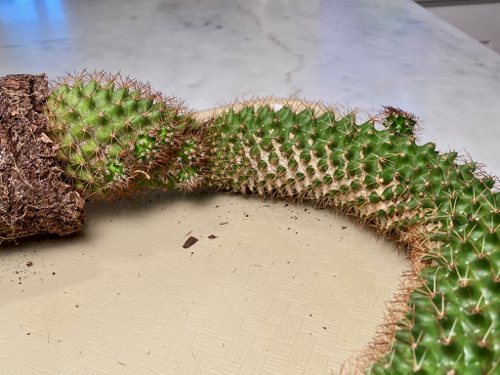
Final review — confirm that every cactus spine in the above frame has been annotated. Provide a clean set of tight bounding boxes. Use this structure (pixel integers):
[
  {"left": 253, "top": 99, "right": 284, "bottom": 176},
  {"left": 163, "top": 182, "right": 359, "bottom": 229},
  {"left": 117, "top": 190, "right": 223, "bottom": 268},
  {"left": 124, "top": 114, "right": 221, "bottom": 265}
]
[{"left": 43, "top": 72, "right": 499, "bottom": 374}]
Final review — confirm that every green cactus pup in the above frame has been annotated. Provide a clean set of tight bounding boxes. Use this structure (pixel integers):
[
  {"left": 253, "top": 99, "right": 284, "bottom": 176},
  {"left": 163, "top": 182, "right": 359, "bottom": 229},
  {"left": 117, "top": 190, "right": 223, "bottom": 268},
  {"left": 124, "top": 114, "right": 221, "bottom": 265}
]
[{"left": 44, "top": 71, "right": 207, "bottom": 201}]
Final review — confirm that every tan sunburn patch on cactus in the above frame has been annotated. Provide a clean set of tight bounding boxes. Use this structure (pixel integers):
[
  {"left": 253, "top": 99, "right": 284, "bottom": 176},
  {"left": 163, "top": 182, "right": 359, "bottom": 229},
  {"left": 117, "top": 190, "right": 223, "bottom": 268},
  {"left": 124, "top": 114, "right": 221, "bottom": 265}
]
[{"left": 195, "top": 97, "right": 339, "bottom": 123}]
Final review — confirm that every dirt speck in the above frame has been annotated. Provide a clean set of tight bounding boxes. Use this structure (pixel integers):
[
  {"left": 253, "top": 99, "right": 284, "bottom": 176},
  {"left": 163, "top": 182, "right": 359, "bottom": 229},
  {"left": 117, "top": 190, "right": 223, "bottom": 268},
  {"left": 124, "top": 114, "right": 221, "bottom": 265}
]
[{"left": 183, "top": 236, "right": 198, "bottom": 249}]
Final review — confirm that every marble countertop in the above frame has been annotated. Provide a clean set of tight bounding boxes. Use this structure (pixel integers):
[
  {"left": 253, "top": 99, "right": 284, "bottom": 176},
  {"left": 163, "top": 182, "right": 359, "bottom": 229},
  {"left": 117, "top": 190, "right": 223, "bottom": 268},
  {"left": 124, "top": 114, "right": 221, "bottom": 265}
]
[{"left": 1, "top": 0, "right": 500, "bottom": 177}]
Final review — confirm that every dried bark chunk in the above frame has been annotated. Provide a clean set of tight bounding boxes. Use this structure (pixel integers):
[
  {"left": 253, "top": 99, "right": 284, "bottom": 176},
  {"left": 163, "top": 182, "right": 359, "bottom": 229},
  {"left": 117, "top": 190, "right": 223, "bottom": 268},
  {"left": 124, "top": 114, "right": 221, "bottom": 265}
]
[
  {"left": 0, "top": 73, "right": 86, "bottom": 242},
  {"left": 183, "top": 236, "right": 198, "bottom": 249}
]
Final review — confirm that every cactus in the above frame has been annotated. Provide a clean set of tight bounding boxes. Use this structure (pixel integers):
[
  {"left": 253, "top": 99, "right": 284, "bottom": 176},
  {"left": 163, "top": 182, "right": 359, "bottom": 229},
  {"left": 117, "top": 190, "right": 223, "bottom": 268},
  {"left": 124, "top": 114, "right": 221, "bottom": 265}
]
[
  {"left": 44, "top": 71, "right": 207, "bottom": 201},
  {"left": 201, "top": 101, "right": 500, "bottom": 375},
  {"left": 4, "top": 71, "right": 497, "bottom": 374}
]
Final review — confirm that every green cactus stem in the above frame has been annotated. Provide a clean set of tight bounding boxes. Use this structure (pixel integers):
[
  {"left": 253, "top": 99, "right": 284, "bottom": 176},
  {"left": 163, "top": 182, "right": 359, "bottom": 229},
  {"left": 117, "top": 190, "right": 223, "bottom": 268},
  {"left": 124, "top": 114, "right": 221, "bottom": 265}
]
[{"left": 38, "top": 72, "right": 500, "bottom": 375}]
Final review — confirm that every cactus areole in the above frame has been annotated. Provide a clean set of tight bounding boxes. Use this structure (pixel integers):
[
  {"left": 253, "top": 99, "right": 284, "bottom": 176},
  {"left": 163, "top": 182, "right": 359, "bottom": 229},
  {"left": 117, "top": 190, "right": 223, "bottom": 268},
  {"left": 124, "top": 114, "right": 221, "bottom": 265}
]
[{"left": 1, "top": 71, "right": 499, "bottom": 374}]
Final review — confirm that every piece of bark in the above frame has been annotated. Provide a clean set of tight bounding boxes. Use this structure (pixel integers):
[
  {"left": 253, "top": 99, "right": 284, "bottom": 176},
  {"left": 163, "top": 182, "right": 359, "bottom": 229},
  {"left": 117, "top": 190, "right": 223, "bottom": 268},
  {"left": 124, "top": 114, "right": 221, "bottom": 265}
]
[
  {"left": 183, "top": 236, "right": 198, "bottom": 249},
  {"left": 0, "top": 73, "right": 86, "bottom": 242}
]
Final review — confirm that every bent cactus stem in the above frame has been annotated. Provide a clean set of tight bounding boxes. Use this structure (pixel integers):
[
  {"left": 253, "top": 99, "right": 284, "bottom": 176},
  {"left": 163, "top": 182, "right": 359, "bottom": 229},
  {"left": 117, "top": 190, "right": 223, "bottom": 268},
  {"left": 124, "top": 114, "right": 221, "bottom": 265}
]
[{"left": 0, "top": 71, "right": 498, "bottom": 374}]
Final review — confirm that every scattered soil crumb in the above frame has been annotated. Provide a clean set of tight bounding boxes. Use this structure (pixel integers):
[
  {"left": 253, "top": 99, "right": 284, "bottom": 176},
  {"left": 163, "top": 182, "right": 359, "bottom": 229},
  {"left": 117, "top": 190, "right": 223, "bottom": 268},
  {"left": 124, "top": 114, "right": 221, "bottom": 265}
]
[
  {"left": 208, "top": 234, "right": 218, "bottom": 239},
  {"left": 183, "top": 236, "right": 198, "bottom": 249}
]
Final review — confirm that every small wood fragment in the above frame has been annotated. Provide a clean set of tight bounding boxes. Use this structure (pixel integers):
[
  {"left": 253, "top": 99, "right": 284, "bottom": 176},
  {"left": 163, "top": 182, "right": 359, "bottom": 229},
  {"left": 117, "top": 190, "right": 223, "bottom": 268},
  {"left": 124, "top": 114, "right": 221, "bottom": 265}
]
[
  {"left": 39, "top": 133, "right": 53, "bottom": 144},
  {"left": 5, "top": 79, "right": 20, "bottom": 89},
  {"left": 183, "top": 236, "right": 198, "bottom": 248}
]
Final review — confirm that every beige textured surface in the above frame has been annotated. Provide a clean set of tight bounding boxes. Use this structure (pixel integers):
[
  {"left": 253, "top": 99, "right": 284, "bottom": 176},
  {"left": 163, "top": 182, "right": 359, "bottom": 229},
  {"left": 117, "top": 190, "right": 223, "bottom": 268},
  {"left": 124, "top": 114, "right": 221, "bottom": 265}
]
[{"left": 0, "top": 191, "right": 409, "bottom": 374}]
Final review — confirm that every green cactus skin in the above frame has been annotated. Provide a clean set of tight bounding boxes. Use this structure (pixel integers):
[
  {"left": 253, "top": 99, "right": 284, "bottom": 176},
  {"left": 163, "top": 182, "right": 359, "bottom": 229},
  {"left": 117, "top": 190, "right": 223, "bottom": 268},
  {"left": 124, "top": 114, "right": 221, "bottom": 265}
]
[{"left": 44, "top": 74, "right": 499, "bottom": 375}]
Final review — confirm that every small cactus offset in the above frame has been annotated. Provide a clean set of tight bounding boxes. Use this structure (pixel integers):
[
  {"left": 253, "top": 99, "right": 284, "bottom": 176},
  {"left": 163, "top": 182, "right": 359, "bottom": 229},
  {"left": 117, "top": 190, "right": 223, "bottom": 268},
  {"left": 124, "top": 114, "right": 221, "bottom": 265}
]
[
  {"left": 2, "top": 71, "right": 499, "bottom": 374},
  {"left": 44, "top": 71, "right": 207, "bottom": 200}
]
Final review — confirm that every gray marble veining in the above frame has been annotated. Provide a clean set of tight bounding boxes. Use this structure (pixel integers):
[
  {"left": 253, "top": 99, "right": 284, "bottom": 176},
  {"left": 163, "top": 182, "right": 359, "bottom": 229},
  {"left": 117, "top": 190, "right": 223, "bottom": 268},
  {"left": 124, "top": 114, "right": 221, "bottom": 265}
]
[{"left": 1, "top": 0, "right": 499, "bottom": 176}]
